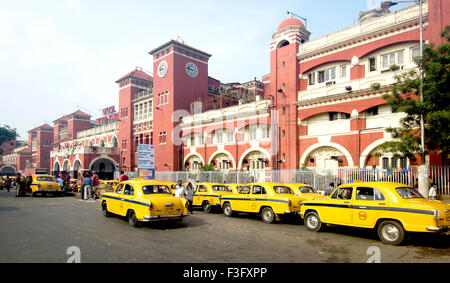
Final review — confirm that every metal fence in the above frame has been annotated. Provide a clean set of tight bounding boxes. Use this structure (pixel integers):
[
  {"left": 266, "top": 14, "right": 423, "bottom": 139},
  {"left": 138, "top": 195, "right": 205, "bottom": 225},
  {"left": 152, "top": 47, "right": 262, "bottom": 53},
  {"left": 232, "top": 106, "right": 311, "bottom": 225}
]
[{"left": 154, "top": 166, "right": 450, "bottom": 195}]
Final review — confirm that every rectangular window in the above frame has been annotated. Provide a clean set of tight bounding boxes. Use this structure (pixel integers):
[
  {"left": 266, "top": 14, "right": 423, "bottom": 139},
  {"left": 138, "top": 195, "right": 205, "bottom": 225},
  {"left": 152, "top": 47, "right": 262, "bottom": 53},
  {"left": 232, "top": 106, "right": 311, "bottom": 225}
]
[
  {"left": 340, "top": 65, "right": 347, "bottom": 78},
  {"left": 216, "top": 130, "right": 223, "bottom": 144},
  {"left": 226, "top": 131, "right": 234, "bottom": 143},
  {"left": 329, "top": 112, "right": 339, "bottom": 121},
  {"left": 318, "top": 71, "right": 325, "bottom": 83},
  {"left": 249, "top": 125, "right": 257, "bottom": 140},
  {"left": 308, "top": 73, "right": 315, "bottom": 85},
  {"left": 411, "top": 46, "right": 421, "bottom": 62},
  {"left": 369, "top": 58, "right": 376, "bottom": 72},
  {"left": 382, "top": 50, "right": 405, "bottom": 70}
]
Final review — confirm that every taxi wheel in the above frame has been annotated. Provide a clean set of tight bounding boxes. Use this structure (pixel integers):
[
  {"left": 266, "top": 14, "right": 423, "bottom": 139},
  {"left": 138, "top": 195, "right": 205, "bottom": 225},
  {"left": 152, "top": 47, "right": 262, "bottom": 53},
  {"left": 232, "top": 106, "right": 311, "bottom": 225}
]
[
  {"left": 102, "top": 202, "right": 111, "bottom": 217},
  {"left": 202, "top": 201, "right": 212, "bottom": 213},
  {"left": 223, "top": 203, "right": 236, "bottom": 217},
  {"left": 305, "top": 211, "right": 325, "bottom": 232},
  {"left": 261, "top": 207, "right": 275, "bottom": 224},
  {"left": 377, "top": 220, "right": 406, "bottom": 246},
  {"left": 128, "top": 210, "right": 140, "bottom": 228}
]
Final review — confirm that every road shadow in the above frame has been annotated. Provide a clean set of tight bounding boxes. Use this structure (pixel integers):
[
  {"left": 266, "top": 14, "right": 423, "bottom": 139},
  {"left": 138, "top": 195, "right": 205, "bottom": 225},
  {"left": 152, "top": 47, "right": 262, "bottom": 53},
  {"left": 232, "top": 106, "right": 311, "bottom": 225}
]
[
  {"left": 142, "top": 215, "right": 207, "bottom": 230},
  {"left": 313, "top": 224, "right": 450, "bottom": 249}
]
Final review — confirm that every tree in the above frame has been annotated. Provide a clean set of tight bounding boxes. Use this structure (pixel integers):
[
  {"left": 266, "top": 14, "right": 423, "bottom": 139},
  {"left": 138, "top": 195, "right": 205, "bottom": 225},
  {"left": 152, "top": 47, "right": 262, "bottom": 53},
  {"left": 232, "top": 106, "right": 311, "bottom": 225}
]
[
  {"left": 200, "top": 163, "right": 216, "bottom": 171},
  {"left": 0, "top": 125, "right": 19, "bottom": 155},
  {"left": 380, "top": 26, "right": 450, "bottom": 165}
]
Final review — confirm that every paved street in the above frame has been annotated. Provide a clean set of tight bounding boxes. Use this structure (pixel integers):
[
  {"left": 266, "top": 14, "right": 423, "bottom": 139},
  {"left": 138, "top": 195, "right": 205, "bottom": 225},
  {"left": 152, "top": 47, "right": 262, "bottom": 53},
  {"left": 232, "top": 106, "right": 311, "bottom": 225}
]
[{"left": 0, "top": 189, "right": 448, "bottom": 263}]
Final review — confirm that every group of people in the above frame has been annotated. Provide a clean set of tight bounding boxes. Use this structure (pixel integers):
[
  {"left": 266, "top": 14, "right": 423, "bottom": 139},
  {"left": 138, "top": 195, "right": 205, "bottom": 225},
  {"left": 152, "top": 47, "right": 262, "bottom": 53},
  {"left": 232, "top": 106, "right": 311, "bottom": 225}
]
[
  {"left": 173, "top": 180, "right": 197, "bottom": 214},
  {"left": 0, "top": 175, "right": 13, "bottom": 192},
  {"left": 55, "top": 172, "right": 71, "bottom": 192},
  {"left": 78, "top": 171, "right": 101, "bottom": 201}
]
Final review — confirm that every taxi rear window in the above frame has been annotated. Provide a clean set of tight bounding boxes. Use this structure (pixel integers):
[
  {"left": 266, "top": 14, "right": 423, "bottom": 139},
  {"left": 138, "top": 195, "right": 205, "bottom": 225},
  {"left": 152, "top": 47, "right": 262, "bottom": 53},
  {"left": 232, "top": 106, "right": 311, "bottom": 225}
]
[
  {"left": 299, "top": 186, "right": 317, "bottom": 194},
  {"left": 396, "top": 187, "right": 424, "bottom": 199},
  {"left": 212, "top": 185, "right": 232, "bottom": 192},
  {"left": 36, "top": 177, "right": 54, "bottom": 182},
  {"left": 274, "top": 186, "right": 294, "bottom": 194},
  {"left": 142, "top": 185, "right": 171, "bottom": 194}
]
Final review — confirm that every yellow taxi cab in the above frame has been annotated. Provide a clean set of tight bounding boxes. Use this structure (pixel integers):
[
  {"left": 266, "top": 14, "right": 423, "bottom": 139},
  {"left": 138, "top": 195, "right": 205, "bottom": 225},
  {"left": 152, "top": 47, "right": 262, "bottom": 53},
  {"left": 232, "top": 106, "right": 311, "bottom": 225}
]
[
  {"left": 220, "top": 182, "right": 303, "bottom": 223},
  {"left": 101, "top": 180, "right": 189, "bottom": 227},
  {"left": 100, "top": 180, "right": 120, "bottom": 190},
  {"left": 300, "top": 181, "right": 450, "bottom": 245},
  {"left": 226, "top": 183, "right": 245, "bottom": 194},
  {"left": 0, "top": 178, "right": 5, "bottom": 189},
  {"left": 193, "top": 183, "right": 235, "bottom": 213},
  {"left": 29, "top": 175, "right": 63, "bottom": 197},
  {"left": 285, "top": 183, "right": 324, "bottom": 201}
]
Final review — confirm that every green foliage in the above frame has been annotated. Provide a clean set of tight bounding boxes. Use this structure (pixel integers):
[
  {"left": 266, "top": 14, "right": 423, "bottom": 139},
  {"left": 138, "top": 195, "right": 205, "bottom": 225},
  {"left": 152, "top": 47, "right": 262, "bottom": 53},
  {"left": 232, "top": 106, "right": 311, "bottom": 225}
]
[
  {"left": 0, "top": 125, "right": 19, "bottom": 155},
  {"left": 380, "top": 26, "right": 450, "bottom": 162},
  {"left": 200, "top": 163, "right": 216, "bottom": 171}
]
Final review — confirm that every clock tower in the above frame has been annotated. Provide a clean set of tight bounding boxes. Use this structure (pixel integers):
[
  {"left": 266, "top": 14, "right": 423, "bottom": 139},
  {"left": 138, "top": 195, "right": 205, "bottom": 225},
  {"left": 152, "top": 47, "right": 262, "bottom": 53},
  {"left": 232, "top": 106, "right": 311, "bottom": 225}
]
[{"left": 149, "top": 40, "right": 212, "bottom": 171}]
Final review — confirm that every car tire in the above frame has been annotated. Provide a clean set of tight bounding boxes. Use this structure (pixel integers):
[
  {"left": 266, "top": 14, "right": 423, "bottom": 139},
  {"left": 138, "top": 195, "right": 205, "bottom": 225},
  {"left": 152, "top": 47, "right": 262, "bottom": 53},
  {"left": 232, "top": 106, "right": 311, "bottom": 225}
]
[
  {"left": 102, "top": 202, "right": 111, "bottom": 217},
  {"left": 304, "top": 211, "right": 325, "bottom": 232},
  {"left": 377, "top": 220, "right": 406, "bottom": 246},
  {"left": 128, "top": 210, "right": 140, "bottom": 227},
  {"left": 202, "top": 201, "right": 211, "bottom": 213},
  {"left": 261, "top": 207, "right": 276, "bottom": 224},
  {"left": 223, "top": 203, "right": 236, "bottom": 217}
]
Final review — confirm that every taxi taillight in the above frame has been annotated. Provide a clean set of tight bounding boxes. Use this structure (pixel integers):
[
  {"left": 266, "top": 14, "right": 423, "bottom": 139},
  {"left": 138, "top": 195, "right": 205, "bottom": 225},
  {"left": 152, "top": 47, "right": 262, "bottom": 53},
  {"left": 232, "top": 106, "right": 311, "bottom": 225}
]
[{"left": 149, "top": 202, "right": 153, "bottom": 211}]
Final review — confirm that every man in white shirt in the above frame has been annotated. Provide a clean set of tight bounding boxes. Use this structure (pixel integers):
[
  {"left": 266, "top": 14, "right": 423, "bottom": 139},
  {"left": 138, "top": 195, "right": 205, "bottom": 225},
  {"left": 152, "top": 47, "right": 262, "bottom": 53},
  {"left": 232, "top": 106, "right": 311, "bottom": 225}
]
[
  {"left": 174, "top": 180, "right": 186, "bottom": 198},
  {"left": 429, "top": 183, "right": 437, "bottom": 201}
]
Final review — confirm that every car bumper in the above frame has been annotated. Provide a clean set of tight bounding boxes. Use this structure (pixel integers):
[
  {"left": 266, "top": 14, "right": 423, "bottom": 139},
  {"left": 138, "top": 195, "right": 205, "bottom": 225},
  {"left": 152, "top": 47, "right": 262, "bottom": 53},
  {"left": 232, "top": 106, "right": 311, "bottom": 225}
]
[
  {"left": 426, "top": 226, "right": 448, "bottom": 233},
  {"left": 284, "top": 210, "right": 300, "bottom": 215},
  {"left": 142, "top": 214, "right": 189, "bottom": 222}
]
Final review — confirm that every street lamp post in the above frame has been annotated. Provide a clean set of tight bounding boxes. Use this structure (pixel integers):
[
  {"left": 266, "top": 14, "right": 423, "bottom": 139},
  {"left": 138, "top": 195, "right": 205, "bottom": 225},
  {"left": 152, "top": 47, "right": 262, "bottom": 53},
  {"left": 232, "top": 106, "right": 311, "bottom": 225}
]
[
  {"left": 382, "top": 0, "right": 428, "bottom": 196},
  {"left": 381, "top": 0, "right": 425, "bottom": 162}
]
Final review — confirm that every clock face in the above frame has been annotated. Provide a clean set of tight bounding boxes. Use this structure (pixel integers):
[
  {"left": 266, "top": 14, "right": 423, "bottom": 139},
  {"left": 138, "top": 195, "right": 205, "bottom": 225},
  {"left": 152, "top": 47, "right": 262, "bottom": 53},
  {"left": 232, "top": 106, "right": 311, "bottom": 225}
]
[
  {"left": 158, "top": 61, "right": 168, "bottom": 78},
  {"left": 185, "top": 62, "right": 198, "bottom": 78}
]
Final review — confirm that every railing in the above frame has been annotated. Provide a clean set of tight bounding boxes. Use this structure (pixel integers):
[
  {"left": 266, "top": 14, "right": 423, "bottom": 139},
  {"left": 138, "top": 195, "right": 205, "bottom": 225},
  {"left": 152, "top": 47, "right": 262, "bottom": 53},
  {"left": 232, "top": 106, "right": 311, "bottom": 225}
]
[{"left": 154, "top": 166, "right": 450, "bottom": 195}]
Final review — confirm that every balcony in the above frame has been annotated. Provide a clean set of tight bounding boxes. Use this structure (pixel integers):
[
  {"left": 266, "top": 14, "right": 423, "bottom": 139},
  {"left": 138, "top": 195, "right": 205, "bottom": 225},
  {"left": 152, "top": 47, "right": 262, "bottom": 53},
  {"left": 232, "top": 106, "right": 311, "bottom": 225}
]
[{"left": 51, "top": 146, "right": 119, "bottom": 158}]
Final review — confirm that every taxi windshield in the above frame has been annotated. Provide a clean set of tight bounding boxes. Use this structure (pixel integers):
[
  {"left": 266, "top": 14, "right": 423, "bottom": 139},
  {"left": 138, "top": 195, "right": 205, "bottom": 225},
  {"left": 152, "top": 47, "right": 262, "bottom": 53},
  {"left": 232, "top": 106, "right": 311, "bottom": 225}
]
[
  {"left": 274, "top": 186, "right": 294, "bottom": 194},
  {"left": 36, "top": 176, "right": 54, "bottom": 182},
  {"left": 396, "top": 187, "right": 425, "bottom": 199},
  {"left": 299, "top": 186, "right": 317, "bottom": 193},
  {"left": 212, "top": 185, "right": 232, "bottom": 192},
  {"left": 142, "top": 185, "right": 172, "bottom": 195}
]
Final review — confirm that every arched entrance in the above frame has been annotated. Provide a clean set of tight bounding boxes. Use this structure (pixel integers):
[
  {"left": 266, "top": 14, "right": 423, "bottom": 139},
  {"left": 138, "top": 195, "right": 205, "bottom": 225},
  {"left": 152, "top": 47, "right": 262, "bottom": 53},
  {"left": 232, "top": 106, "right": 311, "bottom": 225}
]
[
  {"left": 62, "top": 159, "right": 70, "bottom": 173},
  {"left": 73, "top": 160, "right": 82, "bottom": 179},
  {"left": 53, "top": 161, "right": 61, "bottom": 175},
  {"left": 90, "top": 158, "right": 117, "bottom": 180},
  {"left": 0, "top": 165, "right": 16, "bottom": 176}
]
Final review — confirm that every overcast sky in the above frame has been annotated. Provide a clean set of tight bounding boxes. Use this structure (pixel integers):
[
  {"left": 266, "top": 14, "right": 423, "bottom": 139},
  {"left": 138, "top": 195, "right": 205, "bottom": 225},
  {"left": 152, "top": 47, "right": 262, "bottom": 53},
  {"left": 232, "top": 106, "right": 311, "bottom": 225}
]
[{"left": 0, "top": 0, "right": 413, "bottom": 140}]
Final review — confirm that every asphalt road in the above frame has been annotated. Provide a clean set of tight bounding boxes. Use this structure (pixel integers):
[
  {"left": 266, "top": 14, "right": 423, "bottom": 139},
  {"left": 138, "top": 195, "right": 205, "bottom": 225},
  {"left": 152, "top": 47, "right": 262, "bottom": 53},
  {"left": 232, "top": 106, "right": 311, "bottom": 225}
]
[{"left": 0, "top": 189, "right": 448, "bottom": 263}]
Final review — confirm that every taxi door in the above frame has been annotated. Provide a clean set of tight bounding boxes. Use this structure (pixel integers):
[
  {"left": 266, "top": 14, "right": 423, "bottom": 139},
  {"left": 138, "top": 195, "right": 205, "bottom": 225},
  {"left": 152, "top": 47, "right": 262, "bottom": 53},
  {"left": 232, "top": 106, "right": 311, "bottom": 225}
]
[
  {"left": 121, "top": 184, "right": 137, "bottom": 217},
  {"left": 235, "top": 186, "right": 251, "bottom": 212},
  {"left": 249, "top": 185, "right": 267, "bottom": 213},
  {"left": 193, "top": 184, "right": 207, "bottom": 207},
  {"left": 320, "top": 187, "right": 354, "bottom": 225},
  {"left": 108, "top": 184, "right": 124, "bottom": 215},
  {"left": 352, "top": 186, "right": 385, "bottom": 228}
]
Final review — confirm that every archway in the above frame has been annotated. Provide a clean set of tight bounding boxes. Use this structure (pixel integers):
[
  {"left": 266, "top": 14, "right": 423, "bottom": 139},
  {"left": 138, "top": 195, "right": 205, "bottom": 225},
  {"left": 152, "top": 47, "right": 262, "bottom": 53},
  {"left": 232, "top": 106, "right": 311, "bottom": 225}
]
[
  {"left": 53, "top": 161, "right": 61, "bottom": 175},
  {"left": 0, "top": 165, "right": 16, "bottom": 176},
  {"left": 209, "top": 150, "right": 235, "bottom": 171},
  {"left": 62, "top": 159, "right": 70, "bottom": 172},
  {"left": 73, "top": 160, "right": 82, "bottom": 179},
  {"left": 300, "top": 142, "right": 355, "bottom": 169},
  {"left": 184, "top": 153, "right": 204, "bottom": 171},
  {"left": 90, "top": 157, "right": 117, "bottom": 180}
]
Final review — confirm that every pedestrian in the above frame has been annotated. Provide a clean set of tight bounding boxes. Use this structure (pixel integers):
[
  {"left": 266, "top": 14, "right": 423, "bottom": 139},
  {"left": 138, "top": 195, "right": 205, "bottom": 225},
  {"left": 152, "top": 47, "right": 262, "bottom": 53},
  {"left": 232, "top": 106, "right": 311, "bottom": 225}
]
[
  {"left": 174, "top": 180, "right": 186, "bottom": 199},
  {"left": 5, "top": 176, "right": 12, "bottom": 192},
  {"left": 325, "top": 182, "right": 335, "bottom": 196},
  {"left": 81, "top": 172, "right": 94, "bottom": 201},
  {"left": 185, "top": 181, "right": 196, "bottom": 214},
  {"left": 65, "top": 173, "right": 71, "bottom": 192},
  {"left": 92, "top": 171, "right": 100, "bottom": 198},
  {"left": 428, "top": 183, "right": 438, "bottom": 201},
  {"left": 119, "top": 171, "right": 129, "bottom": 182},
  {"left": 56, "top": 174, "right": 64, "bottom": 189}
]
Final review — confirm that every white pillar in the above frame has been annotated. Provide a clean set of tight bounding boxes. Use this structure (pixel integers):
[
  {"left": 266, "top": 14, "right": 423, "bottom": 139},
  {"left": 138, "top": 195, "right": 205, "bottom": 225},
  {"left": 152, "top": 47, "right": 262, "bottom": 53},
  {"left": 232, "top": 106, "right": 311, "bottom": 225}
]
[{"left": 418, "top": 165, "right": 429, "bottom": 198}]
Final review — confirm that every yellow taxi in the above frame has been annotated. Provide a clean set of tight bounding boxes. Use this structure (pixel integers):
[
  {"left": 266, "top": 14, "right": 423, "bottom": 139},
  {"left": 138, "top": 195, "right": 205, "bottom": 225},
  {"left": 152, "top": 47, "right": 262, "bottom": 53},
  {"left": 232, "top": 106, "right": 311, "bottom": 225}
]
[
  {"left": 300, "top": 181, "right": 450, "bottom": 245},
  {"left": 101, "top": 180, "right": 189, "bottom": 227},
  {"left": 29, "top": 175, "right": 63, "bottom": 197},
  {"left": 285, "top": 183, "right": 324, "bottom": 201},
  {"left": 193, "top": 183, "right": 235, "bottom": 213},
  {"left": 100, "top": 180, "right": 120, "bottom": 190},
  {"left": 226, "top": 183, "right": 245, "bottom": 194},
  {"left": 220, "top": 182, "right": 303, "bottom": 223}
]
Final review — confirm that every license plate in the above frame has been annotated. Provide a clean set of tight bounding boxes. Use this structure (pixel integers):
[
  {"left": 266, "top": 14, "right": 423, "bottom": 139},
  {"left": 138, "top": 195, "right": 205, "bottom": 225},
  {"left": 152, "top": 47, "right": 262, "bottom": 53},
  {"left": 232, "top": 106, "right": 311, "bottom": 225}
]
[{"left": 165, "top": 203, "right": 173, "bottom": 207}]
